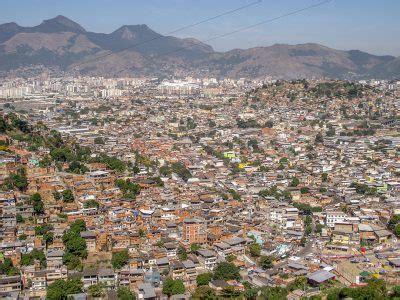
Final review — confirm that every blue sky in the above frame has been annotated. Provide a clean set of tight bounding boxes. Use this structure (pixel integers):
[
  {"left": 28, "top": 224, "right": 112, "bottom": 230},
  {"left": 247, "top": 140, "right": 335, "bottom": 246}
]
[{"left": 1, "top": 0, "right": 399, "bottom": 56}]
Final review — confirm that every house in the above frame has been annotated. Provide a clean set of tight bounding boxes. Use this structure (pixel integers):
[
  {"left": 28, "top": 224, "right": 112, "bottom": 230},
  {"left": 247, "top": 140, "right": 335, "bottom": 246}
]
[
  {"left": 287, "top": 289, "right": 306, "bottom": 300},
  {"left": 388, "top": 258, "right": 400, "bottom": 270},
  {"left": 306, "top": 270, "right": 335, "bottom": 286},
  {"left": 196, "top": 249, "right": 217, "bottom": 271},
  {"left": 82, "top": 269, "right": 98, "bottom": 288},
  {"left": 0, "top": 275, "right": 22, "bottom": 293},
  {"left": 209, "top": 279, "right": 229, "bottom": 291},
  {"left": 98, "top": 268, "right": 116, "bottom": 288},
  {"left": 164, "top": 243, "right": 177, "bottom": 258},
  {"left": 137, "top": 283, "right": 156, "bottom": 300},
  {"left": 80, "top": 231, "right": 97, "bottom": 252},
  {"left": 171, "top": 262, "right": 185, "bottom": 280},
  {"left": 119, "top": 268, "right": 144, "bottom": 288},
  {"left": 67, "top": 293, "right": 87, "bottom": 300},
  {"left": 46, "top": 250, "right": 64, "bottom": 269},
  {"left": 156, "top": 257, "right": 170, "bottom": 273},
  {"left": 248, "top": 274, "right": 273, "bottom": 288},
  {"left": 372, "top": 226, "right": 392, "bottom": 243},
  {"left": 182, "top": 260, "right": 197, "bottom": 283},
  {"left": 213, "top": 242, "right": 232, "bottom": 259},
  {"left": 331, "top": 230, "right": 352, "bottom": 245},
  {"left": 326, "top": 211, "right": 347, "bottom": 228},
  {"left": 144, "top": 270, "right": 161, "bottom": 287},
  {"left": 31, "top": 270, "right": 47, "bottom": 291},
  {"left": 182, "top": 218, "right": 207, "bottom": 245},
  {"left": 46, "top": 268, "right": 68, "bottom": 285}
]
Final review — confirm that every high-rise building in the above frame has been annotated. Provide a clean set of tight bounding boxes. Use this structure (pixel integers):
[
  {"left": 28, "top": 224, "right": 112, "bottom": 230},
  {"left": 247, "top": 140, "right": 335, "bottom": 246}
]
[{"left": 182, "top": 217, "right": 207, "bottom": 244}]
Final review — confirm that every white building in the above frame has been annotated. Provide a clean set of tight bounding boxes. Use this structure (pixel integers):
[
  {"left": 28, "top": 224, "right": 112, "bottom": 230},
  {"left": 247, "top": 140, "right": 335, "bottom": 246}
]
[{"left": 326, "top": 211, "right": 347, "bottom": 227}]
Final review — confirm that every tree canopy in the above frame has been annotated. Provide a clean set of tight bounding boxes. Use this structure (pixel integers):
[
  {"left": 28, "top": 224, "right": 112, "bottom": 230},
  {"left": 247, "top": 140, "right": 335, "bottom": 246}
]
[
  {"left": 111, "top": 249, "right": 130, "bottom": 269},
  {"left": 213, "top": 262, "right": 241, "bottom": 281},
  {"left": 196, "top": 273, "right": 212, "bottom": 286},
  {"left": 46, "top": 278, "right": 83, "bottom": 300},
  {"left": 163, "top": 278, "right": 185, "bottom": 296}
]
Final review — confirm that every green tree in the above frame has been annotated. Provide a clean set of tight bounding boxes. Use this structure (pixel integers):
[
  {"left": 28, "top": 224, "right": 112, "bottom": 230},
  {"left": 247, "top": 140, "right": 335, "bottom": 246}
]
[
  {"left": 259, "top": 255, "right": 274, "bottom": 270},
  {"left": 196, "top": 273, "right": 213, "bottom": 286},
  {"left": 304, "top": 215, "right": 312, "bottom": 226},
  {"left": 287, "top": 276, "right": 307, "bottom": 291},
  {"left": 67, "top": 161, "right": 89, "bottom": 174},
  {"left": 117, "top": 286, "right": 136, "bottom": 300},
  {"left": 394, "top": 224, "right": 400, "bottom": 238},
  {"left": 94, "top": 153, "right": 126, "bottom": 172},
  {"left": 388, "top": 215, "right": 400, "bottom": 231},
  {"left": 138, "top": 228, "right": 146, "bottom": 238},
  {"left": 392, "top": 285, "right": 400, "bottom": 297},
  {"left": 190, "top": 243, "right": 201, "bottom": 252},
  {"left": 46, "top": 278, "right": 83, "bottom": 300},
  {"left": 94, "top": 137, "right": 105, "bottom": 144},
  {"left": 6, "top": 168, "right": 29, "bottom": 191},
  {"left": 155, "top": 240, "right": 164, "bottom": 248},
  {"left": 221, "top": 286, "right": 242, "bottom": 298},
  {"left": 16, "top": 213, "right": 24, "bottom": 223},
  {"left": 259, "top": 286, "right": 288, "bottom": 299},
  {"left": 30, "top": 193, "right": 42, "bottom": 202},
  {"left": 171, "top": 162, "right": 192, "bottom": 181},
  {"left": 84, "top": 200, "right": 99, "bottom": 209},
  {"left": 322, "top": 173, "right": 328, "bottom": 182},
  {"left": 35, "top": 224, "right": 54, "bottom": 245},
  {"left": 171, "top": 279, "right": 185, "bottom": 295},
  {"left": 248, "top": 243, "right": 261, "bottom": 257},
  {"left": 326, "top": 127, "right": 336, "bottom": 137},
  {"left": 62, "top": 252, "right": 82, "bottom": 270},
  {"left": 64, "top": 236, "right": 87, "bottom": 258},
  {"left": 213, "top": 262, "right": 240, "bottom": 280},
  {"left": 290, "top": 177, "right": 300, "bottom": 187},
  {"left": 111, "top": 249, "right": 129, "bottom": 269},
  {"left": 300, "top": 187, "right": 310, "bottom": 194},
  {"left": 21, "top": 248, "right": 46, "bottom": 267},
  {"left": 62, "top": 219, "right": 87, "bottom": 270},
  {"left": 327, "top": 278, "right": 387, "bottom": 300},
  {"left": 0, "top": 258, "right": 19, "bottom": 276},
  {"left": 226, "top": 254, "right": 236, "bottom": 263},
  {"left": 116, "top": 179, "right": 141, "bottom": 199},
  {"left": 191, "top": 286, "right": 216, "bottom": 299},
  {"left": 178, "top": 245, "right": 188, "bottom": 260},
  {"left": 0, "top": 117, "right": 8, "bottom": 132},
  {"left": 53, "top": 191, "right": 62, "bottom": 201},
  {"left": 163, "top": 278, "right": 185, "bottom": 296},
  {"left": 62, "top": 189, "right": 74, "bottom": 203},
  {"left": 88, "top": 283, "right": 105, "bottom": 297},
  {"left": 315, "top": 132, "right": 324, "bottom": 144},
  {"left": 69, "top": 219, "right": 87, "bottom": 234},
  {"left": 305, "top": 224, "right": 313, "bottom": 236},
  {"left": 33, "top": 200, "right": 45, "bottom": 215}
]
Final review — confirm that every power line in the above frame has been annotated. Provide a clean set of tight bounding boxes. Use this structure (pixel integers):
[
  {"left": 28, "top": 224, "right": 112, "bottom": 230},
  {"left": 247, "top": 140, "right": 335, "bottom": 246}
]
[
  {"left": 70, "top": 0, "right": 262, "bottom": 69},
  {"left": 113, "top": 0, "right": 332, "bottom": 77}
]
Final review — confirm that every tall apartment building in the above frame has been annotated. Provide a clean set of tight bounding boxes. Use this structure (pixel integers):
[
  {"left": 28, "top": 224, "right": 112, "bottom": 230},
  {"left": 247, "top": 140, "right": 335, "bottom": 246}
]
[{"left": 182, "top": 217, "right": 207, "bottom": 244}]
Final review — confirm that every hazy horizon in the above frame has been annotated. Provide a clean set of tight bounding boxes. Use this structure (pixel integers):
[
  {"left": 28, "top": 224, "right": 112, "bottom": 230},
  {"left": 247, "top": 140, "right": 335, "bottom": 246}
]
[{"left": 1, "top": 0, "right": 399, "bottom": 56}]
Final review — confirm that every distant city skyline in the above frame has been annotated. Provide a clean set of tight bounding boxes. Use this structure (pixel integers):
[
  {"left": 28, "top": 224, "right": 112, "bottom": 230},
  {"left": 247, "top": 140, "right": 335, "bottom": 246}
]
[{"left": 1, "top": 0, "right": 399, "bottom": 56}]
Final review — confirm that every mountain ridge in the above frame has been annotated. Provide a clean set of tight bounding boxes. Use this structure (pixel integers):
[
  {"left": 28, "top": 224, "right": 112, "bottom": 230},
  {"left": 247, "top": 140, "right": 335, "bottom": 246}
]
[{"left": 0, "top": 15, "right": 398, "bottom": 79}]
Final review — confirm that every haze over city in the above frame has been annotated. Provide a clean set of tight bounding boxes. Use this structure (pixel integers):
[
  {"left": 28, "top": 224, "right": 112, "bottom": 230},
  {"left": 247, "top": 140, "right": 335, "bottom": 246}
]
[{"left": 1, "top": 0, "right": 400, "bottom": 55}]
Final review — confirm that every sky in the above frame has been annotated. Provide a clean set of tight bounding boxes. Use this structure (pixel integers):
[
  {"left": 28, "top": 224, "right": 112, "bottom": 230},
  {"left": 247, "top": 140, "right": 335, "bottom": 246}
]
[{"left": 1, "top": 0, "right": 399, "bottom": 56}]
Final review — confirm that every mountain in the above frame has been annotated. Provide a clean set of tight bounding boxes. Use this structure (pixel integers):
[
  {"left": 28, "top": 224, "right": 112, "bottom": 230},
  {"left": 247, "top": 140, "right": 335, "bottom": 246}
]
[{"left": 0, "top": 15, "right": 398, "bottom": 79}]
